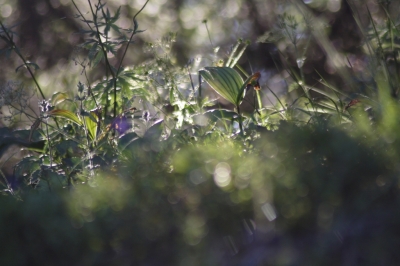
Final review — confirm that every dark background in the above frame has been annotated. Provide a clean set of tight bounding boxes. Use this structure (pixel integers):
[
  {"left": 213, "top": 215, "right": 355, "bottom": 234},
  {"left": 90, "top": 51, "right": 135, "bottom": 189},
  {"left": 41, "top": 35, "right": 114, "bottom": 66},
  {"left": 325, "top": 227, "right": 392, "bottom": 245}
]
[{"left": 1, "top": 0, "right": 397, "bottom": 92}]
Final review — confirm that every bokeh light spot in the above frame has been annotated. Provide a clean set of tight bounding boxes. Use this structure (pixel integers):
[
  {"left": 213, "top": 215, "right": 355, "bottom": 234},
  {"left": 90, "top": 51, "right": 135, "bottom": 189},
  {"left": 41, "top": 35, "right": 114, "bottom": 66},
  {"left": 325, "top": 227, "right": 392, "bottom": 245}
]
[
  {"left": 1, "top": 4, "right": 12, "bottom": 18},
  {"left": 213, "top": 162, "right": 231, "bottom": 187},
  {"left": 261, "top": 202, "right": 277, "bottom": 221},
  {"left": 190, "top": 168, "right": 206, "bottom": 185}
]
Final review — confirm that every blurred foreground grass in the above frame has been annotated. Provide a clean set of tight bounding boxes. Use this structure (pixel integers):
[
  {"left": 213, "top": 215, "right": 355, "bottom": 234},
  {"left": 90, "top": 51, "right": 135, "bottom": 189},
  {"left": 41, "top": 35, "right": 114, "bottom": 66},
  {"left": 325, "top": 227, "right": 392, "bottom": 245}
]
[{"left": 2, "top": 115, "right": 400, "bottom": 265}]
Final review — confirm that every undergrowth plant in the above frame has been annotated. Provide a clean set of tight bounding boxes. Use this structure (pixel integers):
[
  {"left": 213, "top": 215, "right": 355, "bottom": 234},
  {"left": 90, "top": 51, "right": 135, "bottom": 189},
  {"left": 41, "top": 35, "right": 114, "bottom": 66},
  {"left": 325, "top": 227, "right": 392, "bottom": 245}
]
[
  {"left": 0, "top": 0, "right": 153, "bottom": 193},
  {"left": 0, "top": 0, "right": 397, "bottom": 201},
  {"left": 0, "top": 0, "right": 399, "bottom": 195},
  {"left": 1, "top": 0, "right": 400, "bottom": 264}
]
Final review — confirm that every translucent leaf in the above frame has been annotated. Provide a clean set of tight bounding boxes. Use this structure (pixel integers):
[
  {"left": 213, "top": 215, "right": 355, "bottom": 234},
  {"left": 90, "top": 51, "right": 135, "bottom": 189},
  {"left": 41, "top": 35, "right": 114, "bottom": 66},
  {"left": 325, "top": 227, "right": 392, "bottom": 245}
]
[
  {"left": 199, "top": 67, "right": 245, "bottom": 106},
  {"left": 48, "top": 109, "right": 82, "bottom": 126},
  {"left": 288, "top": 82, "right": 299, "bottom": 92},
  {"left": 84, "top": 112, "right": 98, "bottom": 140},
  {"left": 51, "top": 92, "right": 70, "bottom": 106}
]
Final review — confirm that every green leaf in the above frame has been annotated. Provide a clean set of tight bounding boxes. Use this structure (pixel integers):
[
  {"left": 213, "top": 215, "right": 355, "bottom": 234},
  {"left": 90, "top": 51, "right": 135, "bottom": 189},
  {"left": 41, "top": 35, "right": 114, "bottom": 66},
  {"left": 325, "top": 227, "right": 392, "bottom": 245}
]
[
  {"left": 199, "top": 67, "right": 246, "bottom": 106},
  {"left": 84, "top": 112, "right": 99, "bottom": 140},
  {"left": 91, "top": 49, "right": 104, "bottom": 68},
  {"left": 288, "top": 82, "right": 299, "bottom": 92},
  {"left": 48, "top": 109, "right": 82, "bottom": 126},
  {"left": 88, "top": 42, "right": 99, "bottom": 61},
  {"left": 51, "top": 92, "right": 70, "bottom": 106},
  {"left": 118, "top": 132, "right": 139, "bottom": 151}
]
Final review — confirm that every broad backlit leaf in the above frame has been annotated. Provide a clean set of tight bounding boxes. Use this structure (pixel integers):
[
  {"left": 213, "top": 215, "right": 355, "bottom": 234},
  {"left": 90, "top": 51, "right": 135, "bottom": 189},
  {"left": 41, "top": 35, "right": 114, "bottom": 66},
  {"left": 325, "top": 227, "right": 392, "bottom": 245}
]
[
  {"left": 200, "top": 67, "right": 245, "bottom": 106},
  {"left": 48, "top": 109, "right": 82, "bottom": 126}
]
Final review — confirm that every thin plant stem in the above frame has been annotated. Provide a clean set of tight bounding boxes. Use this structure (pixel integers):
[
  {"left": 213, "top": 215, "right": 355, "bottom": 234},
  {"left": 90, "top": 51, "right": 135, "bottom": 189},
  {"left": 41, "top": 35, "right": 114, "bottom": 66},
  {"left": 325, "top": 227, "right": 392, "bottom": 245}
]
[
  {"left": 0, "top": 21, "right": 46, "bottom": 100},
  {"left": 116, "top": 0, "right": 149, "bottom": 76},
  {"left": 236, "top": 105, "right": 244, "bottom": 136},
  {"left": 202, "top": 20, "right": 214, "bottom": 47}
]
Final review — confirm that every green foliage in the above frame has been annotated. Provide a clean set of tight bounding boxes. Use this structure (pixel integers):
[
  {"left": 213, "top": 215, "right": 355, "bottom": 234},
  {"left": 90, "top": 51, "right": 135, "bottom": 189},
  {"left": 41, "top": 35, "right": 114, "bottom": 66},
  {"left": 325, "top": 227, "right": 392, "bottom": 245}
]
[
  {"left": 200, "top": 67, "right": 246, "bottom": 106},
  {"left": 1, "top": 0, "right": 400, "bottom": 265}
]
